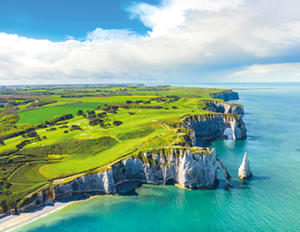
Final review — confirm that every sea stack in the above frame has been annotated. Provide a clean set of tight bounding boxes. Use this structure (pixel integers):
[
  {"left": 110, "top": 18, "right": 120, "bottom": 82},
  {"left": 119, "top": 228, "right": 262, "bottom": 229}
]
[{"left": 238, "top": 152, "right": 252, "bottom": 179}]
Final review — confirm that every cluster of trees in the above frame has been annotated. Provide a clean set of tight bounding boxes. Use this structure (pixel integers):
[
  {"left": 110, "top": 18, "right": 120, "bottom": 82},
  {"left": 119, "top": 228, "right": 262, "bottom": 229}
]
[
  {"left": 126, "top": 100, "right": 141, "bottom": 104},
  {"left": 150, "top": 96, "right": 180, "bottom": 103},
  {"left": 59, "top": 125, "right": 68, "bottom": 128},
  {"left": 46, "top": 127, "right": 57, "bottom": 132},
  {"left": 0, "top": 126, "right": 36, "bottom": 142},
  {"left": 104, "top": 103, "right": 163, "bottom": 110},
  {"left": 70, "top": 125, "right": 82, "bottom": 131},
  {"left": 61, "top": 94, "right": 86, "bottom": 98},
  {"left": 0, "top": 199, "right": 16, "bottom": 212},
  {"left": 113, "top": 121, "right": 123, "bottom": 126},
  {"left": 56, "top": 121, "right": 68, "bottom": 125},
  {"left": 43, "top": 113, "right": 73, "bottom": 126},
  {"left": 26, "top": 100, "right": 57, "bottom": 108},
  {"left": 99, "top": 106, "right": 119, "bottom": 114},
  {"left": 21, "top": 130, "right": 38, "bottom": 138},
  {"left": 77, "top": 109, "right": 123, "bottom": 128},
  {"left": 0, "top": 113, "right": 73, "bottom": 142},
  {"left": 22, "top": 91, "right": 55, "bottom": 96},
  {"left": 0, "top": 180, "right": 11, "bottom": 189},
  {"left": 86, "top": 110, "right": 110, "bottom": 126},
  {"left": 130, "top": 85, "right": 170, "bottom": 91},
  {"left": 0, "top": 114, "right": 20, "bottom": 134},
  {"left": 61, "top": 90, "right": 132, "bottom": 98},
  {"left": 78, "top": 110, "right": 107, "bottom": 118},
  {"left": 16, "top": 134, "right": 47, "bottom": 149}
]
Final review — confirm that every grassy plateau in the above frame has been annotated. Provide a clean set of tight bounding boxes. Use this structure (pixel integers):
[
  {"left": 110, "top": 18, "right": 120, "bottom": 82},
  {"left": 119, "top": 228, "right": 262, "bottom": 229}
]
[{"left": 0, "top": 84, "right": 240, "bottom": 212}]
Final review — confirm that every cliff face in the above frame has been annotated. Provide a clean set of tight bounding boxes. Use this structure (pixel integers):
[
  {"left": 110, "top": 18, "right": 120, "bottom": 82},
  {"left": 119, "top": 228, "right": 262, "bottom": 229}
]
[
  {"left": 183, "top": 114, "right": 247, "bottom": 140},
  {"left": 205, "top": 101, "right": 244, "bottom": 115},
  {"left": 112, "top": 148, "right": 231, "bottom": 189},
  {"left": 19, "top": 148, "right": 232, "bottom": 212},
  {"left": 210, "top": 90, "right": 239, "bottom": 101}
]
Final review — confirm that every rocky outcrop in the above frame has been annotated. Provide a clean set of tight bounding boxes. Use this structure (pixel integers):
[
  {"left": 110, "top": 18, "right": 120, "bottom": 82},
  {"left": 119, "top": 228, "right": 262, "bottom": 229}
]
[
  {"left": 205, "top": 101, "right": 244, "bottom": 114},
  {"left": 182, "top": 114, "right": 247, "bottom": 140},
  {"left": 238, "top": 152, "right": 252, "bottom": 179},
  {"left": 18, "top": 148, "right": 232, "bottom": 212},
  {"left": 210, "top": 90, "right": 239, "bottom": 101}
]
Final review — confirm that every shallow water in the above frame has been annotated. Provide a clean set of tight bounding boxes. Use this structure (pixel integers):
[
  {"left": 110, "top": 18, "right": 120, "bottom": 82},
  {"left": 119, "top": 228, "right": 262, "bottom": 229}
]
[{"left": 15, "top": 83, "right": 300, "bottom": 232}]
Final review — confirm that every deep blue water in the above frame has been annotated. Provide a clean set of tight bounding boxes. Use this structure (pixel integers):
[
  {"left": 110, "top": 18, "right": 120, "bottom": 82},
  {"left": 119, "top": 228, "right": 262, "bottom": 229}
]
[{"left": 15, "top": 83, "right": 300, "bottom": 231}]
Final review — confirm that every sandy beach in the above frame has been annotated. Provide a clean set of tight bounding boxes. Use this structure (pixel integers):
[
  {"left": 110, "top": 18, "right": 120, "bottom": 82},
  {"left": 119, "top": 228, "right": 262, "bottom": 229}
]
[
  {"left": 0, "top": 194, "right": 85, "bottom": 232},
  {"left": 0, "top": 181, "right": 141, "bottom": 232}
]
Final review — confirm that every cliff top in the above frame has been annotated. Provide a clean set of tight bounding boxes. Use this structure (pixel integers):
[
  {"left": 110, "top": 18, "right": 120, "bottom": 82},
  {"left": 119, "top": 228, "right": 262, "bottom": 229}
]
[{"left": 0, "top": 85, "right": 241, "bottom": 213}]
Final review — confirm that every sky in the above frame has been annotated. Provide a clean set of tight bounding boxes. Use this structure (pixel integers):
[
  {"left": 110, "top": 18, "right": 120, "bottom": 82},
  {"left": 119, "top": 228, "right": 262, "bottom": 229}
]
[{"left": 1, "top": 0, "right": 300, "bottom": 85}]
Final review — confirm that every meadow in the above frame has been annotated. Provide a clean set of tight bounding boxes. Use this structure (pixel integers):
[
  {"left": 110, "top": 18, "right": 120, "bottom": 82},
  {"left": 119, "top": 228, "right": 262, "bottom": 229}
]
[{"left": 0, "top": 85, "right": 235, "bottom": 211}]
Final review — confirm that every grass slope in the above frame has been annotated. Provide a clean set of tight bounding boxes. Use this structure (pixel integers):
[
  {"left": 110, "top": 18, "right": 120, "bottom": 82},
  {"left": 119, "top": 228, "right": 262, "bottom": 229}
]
[{"left": 0, "top": 86, "right": 239, "bottom": 212}]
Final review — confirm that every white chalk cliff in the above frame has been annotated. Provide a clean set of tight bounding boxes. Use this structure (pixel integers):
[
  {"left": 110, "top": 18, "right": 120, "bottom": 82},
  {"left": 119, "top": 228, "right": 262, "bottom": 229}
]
[
  {"left": 210, "top": 90, "right": 239, "bottom": 101},
  {"left": 205, "top": 100, "right": 244, "bottom": 115},
  {"left": 19, "top": 148, "right": 232, "bottom": 212},
  {"left": 238, "top": 152, "right": 252, "bottom": 179},
  {"left": 183, "top": 114, "right": 247, "bottom": 140}
]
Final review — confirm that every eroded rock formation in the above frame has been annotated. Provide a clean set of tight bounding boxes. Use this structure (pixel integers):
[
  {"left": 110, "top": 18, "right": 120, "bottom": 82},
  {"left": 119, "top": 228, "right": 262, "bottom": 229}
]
[
  {"left": 19, "top": 148, "right": 232, "bottom": 212},
  {"left": 205, "top": 101, "right": 244, "bottom": 114},
  {"left": 183, "top": 114, "right": 247, "bottom": 140},
  {"left": 210, "top": 90, "right": 239, "bottom": 101},
  {"left": 238, "top": 152, "right": 252, "bottom": 179}
]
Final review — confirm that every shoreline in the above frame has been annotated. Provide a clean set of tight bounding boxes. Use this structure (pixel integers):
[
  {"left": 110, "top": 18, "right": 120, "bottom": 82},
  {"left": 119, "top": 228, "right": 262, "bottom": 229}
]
[
  {"left": 0, "top": 194, "right": 87, "bottom": 232},
  {"left": 0, "top": 139, "right": 232, "bottom": 231},
  {"left": 0, "top": 181, "right": 143, "bottom": 232}
]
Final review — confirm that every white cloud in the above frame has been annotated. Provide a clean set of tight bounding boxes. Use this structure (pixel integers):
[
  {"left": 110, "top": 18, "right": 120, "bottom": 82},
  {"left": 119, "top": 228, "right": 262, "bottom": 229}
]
[
  {"left": 1, "top": 0, "right": 300, "bottom": 84},
  {"left": 230, "top": 62, "right": 300, "bottom": 82}
]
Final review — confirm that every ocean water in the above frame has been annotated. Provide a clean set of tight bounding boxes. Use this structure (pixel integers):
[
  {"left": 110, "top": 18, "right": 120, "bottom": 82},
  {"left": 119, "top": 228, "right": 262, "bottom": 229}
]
[{"left": 15, "top": 83, "right": 300, "bottom": 232}]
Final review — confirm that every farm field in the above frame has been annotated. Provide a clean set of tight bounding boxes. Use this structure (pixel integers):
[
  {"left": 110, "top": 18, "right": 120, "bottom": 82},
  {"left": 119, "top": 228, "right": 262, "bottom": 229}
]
[{"left": 0, "top": 84, "right": 238, "bottom": 212}]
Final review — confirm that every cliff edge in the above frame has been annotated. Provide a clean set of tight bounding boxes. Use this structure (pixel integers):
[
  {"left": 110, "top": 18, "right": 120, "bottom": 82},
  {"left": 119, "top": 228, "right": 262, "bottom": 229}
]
[{"left": 18, "top": 147, "right": 232, "bottom": 212}]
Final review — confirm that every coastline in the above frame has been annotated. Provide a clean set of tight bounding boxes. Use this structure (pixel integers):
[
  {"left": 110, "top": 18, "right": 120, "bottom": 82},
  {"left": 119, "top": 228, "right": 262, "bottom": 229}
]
[
  {"left": 0, "top": 194, "right": 86, "bottom": 232},
  {"left": 0, "top": 181, "right": 143, "bottom": 232},
  {"left": 0, "top": 89, "right": 242, "bottom": 230}
]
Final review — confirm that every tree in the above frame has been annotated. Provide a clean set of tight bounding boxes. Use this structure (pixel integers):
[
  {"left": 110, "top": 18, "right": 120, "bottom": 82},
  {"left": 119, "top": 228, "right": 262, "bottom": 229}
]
[
  {"left": 27, "top": 130, "right": 38, "bottom": 137},
  {"left": 87, "top": 110, "right": 96, "bottom": 119},
  {"left": 0, "top": 140, "right": 5, "bottom": 146},
  {"left": 0, "top": 200, "right": 8, "bottom": 212},
  {"left": 77, "top": 110, "right": 83, "bottom": 116},
  {"left": 44, "top": 120, "right": 51, "bottom": 126},
  {"left": 113, "top": 121, "right": 123, "bottom": 126},
  {"left": 97, "top": 112, "right": 107, "bottom": 118}
]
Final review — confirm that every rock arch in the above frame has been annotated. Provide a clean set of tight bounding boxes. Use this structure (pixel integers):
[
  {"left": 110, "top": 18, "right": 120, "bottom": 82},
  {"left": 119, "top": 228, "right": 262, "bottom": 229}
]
[{"left": 183, "top": 114, "right": 247, "bottom": 141}]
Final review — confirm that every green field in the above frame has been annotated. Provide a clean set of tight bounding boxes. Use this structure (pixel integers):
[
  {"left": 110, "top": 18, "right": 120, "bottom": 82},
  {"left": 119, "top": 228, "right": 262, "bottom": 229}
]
[
  {"left": 0, "top": 85, "right": 239, "bottom": 212},
  {"left": 17, "top": 103, "right": 104, "bottom": 124}
]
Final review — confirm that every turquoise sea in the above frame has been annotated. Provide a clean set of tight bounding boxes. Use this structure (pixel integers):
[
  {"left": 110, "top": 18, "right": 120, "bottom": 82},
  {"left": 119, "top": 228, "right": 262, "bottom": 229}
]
[{"left": 15, "top": 83, "right": 300, "bottom": 232}]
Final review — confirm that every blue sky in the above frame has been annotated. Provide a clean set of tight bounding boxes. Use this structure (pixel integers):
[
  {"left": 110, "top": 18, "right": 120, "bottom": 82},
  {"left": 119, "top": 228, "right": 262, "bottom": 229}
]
[
  {"left": 0, "top": 0, "right": 300, "bottom": 84},
  {"left": 0, "top": 0, "right": 157, "bottom": 40}
]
